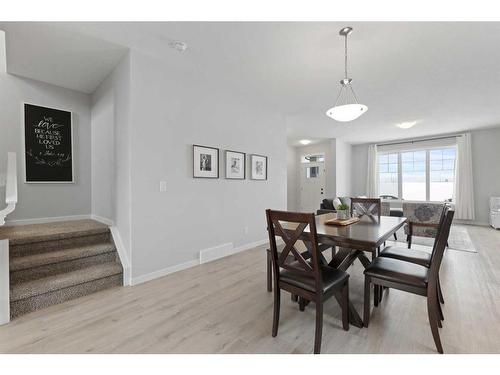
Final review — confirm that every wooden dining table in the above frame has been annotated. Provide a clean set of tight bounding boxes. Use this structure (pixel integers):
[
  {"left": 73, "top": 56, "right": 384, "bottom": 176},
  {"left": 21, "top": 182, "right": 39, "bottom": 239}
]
[{"left": 287, "top": 213, "right": 407, "bottom": 328}]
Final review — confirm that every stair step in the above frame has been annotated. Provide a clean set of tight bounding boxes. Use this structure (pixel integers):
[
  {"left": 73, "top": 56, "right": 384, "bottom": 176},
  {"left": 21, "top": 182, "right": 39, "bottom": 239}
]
[
  {"left": 10, "top": 242, "right": 116, "bottom": 272},
  {"left": 10, "top": 262, "right": 123, "bottom": 302},
  {"left": 10, "top": 273, "right": 122, "bottom": 319},
  {"left": 0, "top": 219, "right": 109, "bottom": 246},
  {"left": 9, "top": 232, "right": 111, "bottom": 258}
]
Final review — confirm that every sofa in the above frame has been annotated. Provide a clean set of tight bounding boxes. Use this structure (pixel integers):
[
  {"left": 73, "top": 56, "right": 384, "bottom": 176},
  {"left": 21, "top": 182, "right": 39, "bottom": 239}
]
[{"left": 317, "top": 197, "right": 351, "bottom": 215}]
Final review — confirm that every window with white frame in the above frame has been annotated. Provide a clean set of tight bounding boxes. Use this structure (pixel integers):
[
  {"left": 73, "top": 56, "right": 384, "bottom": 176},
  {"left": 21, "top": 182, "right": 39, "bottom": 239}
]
[{"left": 378, "top": 147, "right": 456, "bottom": 201}]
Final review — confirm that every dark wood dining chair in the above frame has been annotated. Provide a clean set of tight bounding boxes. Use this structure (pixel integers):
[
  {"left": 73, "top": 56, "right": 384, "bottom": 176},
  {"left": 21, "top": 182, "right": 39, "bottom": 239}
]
[
  {"left": 350, "top": 197, "right": 381, "bottom": 218},
  {"left": 350, "top": 197, "right": 391, "bottom": 253},
  {"left": 363, "top": 208, "right": 454, "bottom": 353},
  {"left": 266, "top": 209, "right": 349, "bottom": 354},
  {"left": 266, "top": 242, "right": 333, "bottom": 292},
  {"left": 351, "top": 197, "right": 398, "bottom": 242},
  {"left": 378, "top": 203, "right": 450, "bottom": 311}
]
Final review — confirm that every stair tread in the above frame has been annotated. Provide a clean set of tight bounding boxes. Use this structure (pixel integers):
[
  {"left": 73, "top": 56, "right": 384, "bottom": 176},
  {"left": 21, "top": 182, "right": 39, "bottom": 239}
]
[
  {"left": 10, "top": 242, "right": 116, "bottom": 271},
  {"left": 10, "top": 262, "right": 123, "bottom": 302},
  {"left": 0, "top": 219, "right": 109, "bottom": 245}
]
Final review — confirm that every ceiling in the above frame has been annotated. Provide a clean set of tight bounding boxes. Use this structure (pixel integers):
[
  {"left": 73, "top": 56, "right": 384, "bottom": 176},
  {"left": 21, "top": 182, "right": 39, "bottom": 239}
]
[
  {"left": 0, "top": 23, "right": 127, "bottom": 93},
  {"left": 1, "top": 22, "right": 500, "bottom": 144}
]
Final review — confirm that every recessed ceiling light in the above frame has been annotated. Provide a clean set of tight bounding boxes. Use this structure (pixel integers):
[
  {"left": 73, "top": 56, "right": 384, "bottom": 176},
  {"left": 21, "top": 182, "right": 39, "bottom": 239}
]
[
  {"left": 396, "top": 121, "right": 419, "bottom": 129},
  {"left": 299, "top": 139, "right": 312, "bottom": 145},
  {"left": 169, "top": 41, "right": 188, "bottom": 52}
]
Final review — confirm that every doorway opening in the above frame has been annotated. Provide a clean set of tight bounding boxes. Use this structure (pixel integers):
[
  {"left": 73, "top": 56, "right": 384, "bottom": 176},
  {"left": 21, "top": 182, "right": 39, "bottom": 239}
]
[{"left": 299, "top": 153, "right": 326, "bottom": 212}]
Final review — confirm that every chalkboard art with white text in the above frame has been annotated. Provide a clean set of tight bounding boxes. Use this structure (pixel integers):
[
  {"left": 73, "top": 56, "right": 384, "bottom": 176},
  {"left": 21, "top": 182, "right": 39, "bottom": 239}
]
[{"left": 24, "top": 103, "right": 74, "bottom": 183}]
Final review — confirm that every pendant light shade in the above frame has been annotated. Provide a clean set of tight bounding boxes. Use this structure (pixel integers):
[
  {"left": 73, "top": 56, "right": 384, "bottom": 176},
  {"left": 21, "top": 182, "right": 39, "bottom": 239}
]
[
  {"left": 326, "top": 103, "right": 368, "bottom": 122},
  {"left": 326, "top": 27, "right": 368, "bottom": 122}
]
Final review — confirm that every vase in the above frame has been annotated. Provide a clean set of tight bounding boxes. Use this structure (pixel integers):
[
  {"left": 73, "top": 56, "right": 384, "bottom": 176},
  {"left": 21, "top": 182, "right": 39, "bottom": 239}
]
[{"left": 337, "top": 210, "right": 349, "bottom": 220}]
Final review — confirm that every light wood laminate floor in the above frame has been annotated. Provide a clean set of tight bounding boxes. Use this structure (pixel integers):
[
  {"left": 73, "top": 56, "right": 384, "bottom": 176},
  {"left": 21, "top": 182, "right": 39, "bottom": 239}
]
[{"left": 0, "top": 224, "right": 499, "bottom": 354}]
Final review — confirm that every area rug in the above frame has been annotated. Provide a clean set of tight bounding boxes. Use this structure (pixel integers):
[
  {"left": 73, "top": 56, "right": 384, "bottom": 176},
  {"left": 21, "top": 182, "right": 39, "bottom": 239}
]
[{"left": 390, "top": 224, "right": 477, "bottom": 253}]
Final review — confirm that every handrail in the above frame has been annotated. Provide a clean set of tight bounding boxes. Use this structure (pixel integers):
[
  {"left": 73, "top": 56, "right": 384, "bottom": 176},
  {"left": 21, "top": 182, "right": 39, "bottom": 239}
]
[{"left": 0, "top": 152, "right": 17, "bottom": 225}]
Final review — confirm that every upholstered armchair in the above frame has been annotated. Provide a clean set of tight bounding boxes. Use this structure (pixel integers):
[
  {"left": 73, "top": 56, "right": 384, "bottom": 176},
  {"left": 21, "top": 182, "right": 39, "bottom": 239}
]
[
  {"left": 403, "top": 202, "right": 446, "bottom": 248},
  {"left": 381, "top": 201, "right": 390, "bottom": 216}
]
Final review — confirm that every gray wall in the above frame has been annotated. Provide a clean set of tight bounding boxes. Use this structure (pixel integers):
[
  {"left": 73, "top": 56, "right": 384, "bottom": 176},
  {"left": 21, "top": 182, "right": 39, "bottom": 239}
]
[
  {"left": 471, "top": 127, "right": 500, "bottom": 224},
  {"left": 91, "top": 54, "right": 132, "bottom": 260},
  {"left": 335, "top": 139, "right": 352, "bottom": 197},
  {"left": 0, "top": 35, "right": 92, "bottom": 221},
  {"left": 350, "top": 127, "right": 500, "bottom": 224},
  {"left": 351, "top": 143, "right": 369, "bottom": 197},
  {"left": 127, "top": 51, "right": 287, "bottom": 278},
  {"left": 287, "top": 145, "right": 298, "bottom": 211}
]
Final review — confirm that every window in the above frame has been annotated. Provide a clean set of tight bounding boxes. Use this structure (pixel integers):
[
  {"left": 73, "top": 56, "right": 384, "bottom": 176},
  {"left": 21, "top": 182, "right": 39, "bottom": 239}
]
[
  {"left": 378, "top": 147, "right": 456, "bottom": 201},
  {"left": 300, "top": 154, "right": 325, "bottom": 163},
  {"left": 378, "top": 153, "right": 398, "bottom": 197},
  {"left": 402, "top": 150, "right": 426, "bottom": 201},
  {"left": 429, "top": 148, "right": 456, "bottom": 201},
  {"left": 306, "top": 166, "right": 319, "bottom": 179}
]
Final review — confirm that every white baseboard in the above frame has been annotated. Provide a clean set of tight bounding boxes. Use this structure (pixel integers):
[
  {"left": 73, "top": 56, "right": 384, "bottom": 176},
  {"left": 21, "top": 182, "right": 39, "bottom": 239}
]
[
  {"left": 199, "top": 239, "right": 269, "bottom": 264},
  {"left": 199, "top": 243, "right": 233, "bottom": 264},
  {"left": 0, "top": 240, "right": 10, "bottom": 326},
  {"left": 109, "top": 227, "right": 131, "bottom": 286},
  {"left": 5, "top": 214, "right": 91, "bottom": 226},
  {"left": 5, "top": 214, "right": 115, "bottom": 227},
  {"left": 91, "top": 215, "right": 114, "bottom": 226},
  {"left": 131, "top": 259, "right": 199, "bottom": 286},
  {"left": 131, "top": 238, "right": 269, "bottom": 286},
  {"left": 454, "top": 219, "right": 489, "bottom": 227}
]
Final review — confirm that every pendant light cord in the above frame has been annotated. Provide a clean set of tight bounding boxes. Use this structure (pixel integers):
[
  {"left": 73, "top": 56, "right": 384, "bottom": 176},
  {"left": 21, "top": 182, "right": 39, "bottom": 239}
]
[{"left": 344, "top": 33, "right": 348, "bottom": 79}]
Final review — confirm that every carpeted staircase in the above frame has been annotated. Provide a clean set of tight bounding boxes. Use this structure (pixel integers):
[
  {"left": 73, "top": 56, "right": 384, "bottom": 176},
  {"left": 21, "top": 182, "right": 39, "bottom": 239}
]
[{"left": 0, "top": 220, "right": 123, "bottom": 319}]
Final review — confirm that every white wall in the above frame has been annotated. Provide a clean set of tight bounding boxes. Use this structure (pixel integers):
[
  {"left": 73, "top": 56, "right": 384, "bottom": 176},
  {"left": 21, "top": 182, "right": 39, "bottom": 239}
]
[
  {"left": 350, "top": 127, "right": 500, "bottom": 224},
  {"left": 351, "top": 143, "right": 369, "bottom": 197},
  {"left": 0, "top": 32, "right": 92, "bottom": 221},
  {"left": 91, "top": 76, "right": 114, "bottom": 221},
  {"left": 287, "top": 145, "right": 298, "bottom": 211},
  {"left": 471, "top": 127, "right": 500, "bottom": 224},
  {"left": 91, "top": 53, "right": 132, "bottom": 261},
  {"left": 335, "top": 139, "right": 352, "bottom": 197},
  {"left": 126, "top": 51, "right": 287, "bottom": 279}
]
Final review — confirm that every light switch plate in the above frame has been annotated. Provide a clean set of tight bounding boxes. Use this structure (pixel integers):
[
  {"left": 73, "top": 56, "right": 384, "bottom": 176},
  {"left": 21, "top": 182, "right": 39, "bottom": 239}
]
[{"left": 159, "top": 181, "right": 167, "bottom": 192}]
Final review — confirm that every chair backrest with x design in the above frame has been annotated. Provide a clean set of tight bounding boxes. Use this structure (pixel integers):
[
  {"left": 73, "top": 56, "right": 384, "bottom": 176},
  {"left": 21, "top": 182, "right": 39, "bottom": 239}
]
[
  {"left": 265, "top": 209, "right": 323, "bottom": 291},
  {"left": 428, "top": 208, "right": 454, "bottom": 290},
  {"left": 350, "top": 197, "right": 381, "bottom": 218},
  {"left": 429, "top": 203, "right": 452, "bottom": 265}
]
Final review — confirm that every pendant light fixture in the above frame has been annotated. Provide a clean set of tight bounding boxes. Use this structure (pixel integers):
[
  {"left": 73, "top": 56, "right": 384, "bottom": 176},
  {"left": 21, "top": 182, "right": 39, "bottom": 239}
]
[{"left": 326, "top": 27, "right": 368, "bottom": 122}]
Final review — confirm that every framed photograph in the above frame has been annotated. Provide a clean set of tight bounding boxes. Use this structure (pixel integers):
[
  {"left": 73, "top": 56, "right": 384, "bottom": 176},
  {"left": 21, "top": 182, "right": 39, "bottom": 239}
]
[
  {"left": 250, "top": 154, "right": 268, "bottom": 180},
  {"left": 225, "top": 150, "right": 246, "bottom": 179},
  {"left": 193, "top": 145, "right": 219, "bottom": 178},
  {"left": 22, "top": 103, "right": 74, "bottom": 183}
]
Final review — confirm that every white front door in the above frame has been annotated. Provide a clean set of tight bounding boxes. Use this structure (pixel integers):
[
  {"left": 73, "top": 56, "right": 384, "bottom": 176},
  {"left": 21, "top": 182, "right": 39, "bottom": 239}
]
[{"left": 299, "top": 161, "right": 326, "bottom": 212}]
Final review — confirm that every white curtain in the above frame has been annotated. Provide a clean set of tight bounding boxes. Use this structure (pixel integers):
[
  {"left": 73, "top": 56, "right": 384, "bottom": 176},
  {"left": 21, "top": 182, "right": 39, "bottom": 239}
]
[
  {"left": 454, "top": 133, "right": 475, "bottom": 220},
  {"left": 366, "top": 144, "right": 379, "bottom": 197}
]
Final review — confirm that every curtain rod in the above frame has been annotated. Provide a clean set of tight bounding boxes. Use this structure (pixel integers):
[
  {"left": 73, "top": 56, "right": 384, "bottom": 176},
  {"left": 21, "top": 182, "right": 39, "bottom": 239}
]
[{"left": 377, "top": 134, "right": 462, "bottom": 147}]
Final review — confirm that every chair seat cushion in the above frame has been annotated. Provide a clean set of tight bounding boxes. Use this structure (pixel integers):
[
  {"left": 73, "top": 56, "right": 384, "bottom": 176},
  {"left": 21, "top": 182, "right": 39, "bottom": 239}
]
[
  {"left": 390, "top": 208, "right": 403, "bottom": 217},
  {"left": 364, "top": 257, "right": 429, "bottom": 288},
  {"left": 379, "top": 246, "right": 431, "bottom": 267},
  {"left": 280, "top": 265, "right": 348, "bottom": 294}
]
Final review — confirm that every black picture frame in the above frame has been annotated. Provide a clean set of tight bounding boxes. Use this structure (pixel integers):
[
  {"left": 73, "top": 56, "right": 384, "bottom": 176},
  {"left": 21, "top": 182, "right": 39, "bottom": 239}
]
[
  {"left": 225, "top": 150, "right": 246, "bottom": 180},
  {"left": 193, "top": 144, "right": 219, "bottom": 179},
  {"left": 23, "top": 103, "right": 74, "bottom": 183},
  {"left": 250, "top": 154, "right": 268, "bottom": 180}
]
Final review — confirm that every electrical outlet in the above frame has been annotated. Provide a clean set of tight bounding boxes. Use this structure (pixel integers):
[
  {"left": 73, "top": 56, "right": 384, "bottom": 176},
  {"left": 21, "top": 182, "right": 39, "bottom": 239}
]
[
  {"left": 244, "top": 226, "right": 249, "bottom": 235},
  {"left": 159, "top": 181, "right": 167, "bottom": 192}
]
